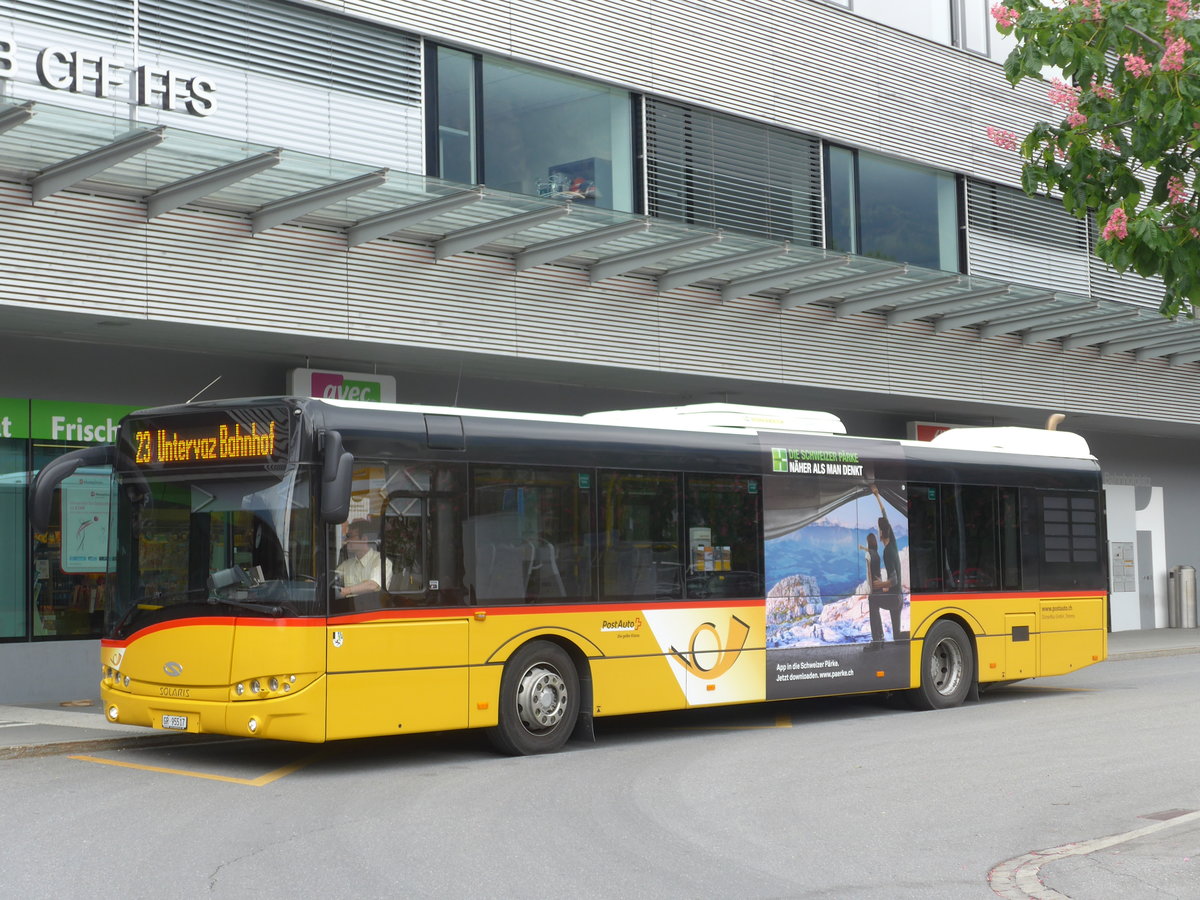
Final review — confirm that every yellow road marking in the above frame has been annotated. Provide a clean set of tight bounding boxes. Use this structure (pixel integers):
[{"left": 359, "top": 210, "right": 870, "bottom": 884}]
[{"left": 68, "top": 751, "right": 324, "bottom": 786}]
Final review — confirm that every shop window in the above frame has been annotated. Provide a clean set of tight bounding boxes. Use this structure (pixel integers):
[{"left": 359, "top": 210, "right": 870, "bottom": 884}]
[
  {"left": 0, "top": 439, "right": 26, "bottom": 639},
  {"left": 825, "top": 144, "right": 962, "bottom": 272},
  {"left": 599, "top": 471, "right": 682, "bottom": 601},
  {"left": 467, "top": 466, "right": 593, "bottom": 604},
  {"left": 684, "top": 474, "right": 763, "bottom": 600},
  {"left": 428, "top": 48, "right": 635, "bottom": 212},
  {"left": 31, "top": 443, "right": 115, "bottom": 639}
]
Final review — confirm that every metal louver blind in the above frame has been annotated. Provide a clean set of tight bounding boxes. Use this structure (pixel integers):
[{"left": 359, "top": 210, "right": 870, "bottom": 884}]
[
  {"left": 1085, "top": 215, "right": 1166, "bottom": 308},
  {"left": 7, "top": 0, "right": 132, "bottom": 38},
  {"left": 139, "top": 0, "right": 422, "bottom": 105},
  {"left": 645, "top": 98, "right": 823, "bottom": 246},
  {"left": 966, "top": 179, "right": 1091, "bottom": 295}
]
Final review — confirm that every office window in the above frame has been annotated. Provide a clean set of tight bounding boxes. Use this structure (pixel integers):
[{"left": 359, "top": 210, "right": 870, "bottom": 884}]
[
  {"left": 850, "top": 0, "right": 951, "bottom": 43},
  {"left": 432, "top": 47, "right": 478, "bottom": 186},
  {"left": 645, "top": 99, "right": 824, "bottom": 245},
  {"left": 428, "top": 48, "right": 635, "bottom": 212},
  {"left": 825, "top": 145, "right": 962, "bottom": 272}
]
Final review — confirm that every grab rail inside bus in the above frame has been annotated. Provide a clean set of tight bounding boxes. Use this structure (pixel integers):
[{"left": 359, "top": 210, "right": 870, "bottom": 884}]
[
  {"left": 320, "top": 429, "right": 354, "bottom": 524},
  {"left": 29, "top": 443, "right": 116, "bottom": 532}
]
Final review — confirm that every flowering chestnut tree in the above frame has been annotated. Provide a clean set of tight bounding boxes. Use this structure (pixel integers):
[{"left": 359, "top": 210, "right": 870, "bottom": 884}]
[{"left": 990, "top": 0, "right": 1200, "bottom": 316}]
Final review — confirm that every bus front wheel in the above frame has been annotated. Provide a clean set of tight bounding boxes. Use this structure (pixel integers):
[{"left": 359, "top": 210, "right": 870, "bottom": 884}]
[
  {"left": 487, "top": 640, "right": 580, "bottom": 755},
  {"left": 908, "top": 619, "right": 973, "bottom": 710}
]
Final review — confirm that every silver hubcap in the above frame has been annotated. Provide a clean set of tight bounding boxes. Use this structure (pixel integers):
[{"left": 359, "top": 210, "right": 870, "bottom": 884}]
[
  {"left": 929, "top": 637, "right": 964, "bottom": 696},
  {"left": 515, "top": 663, "right": 568, "bottom": 732}
]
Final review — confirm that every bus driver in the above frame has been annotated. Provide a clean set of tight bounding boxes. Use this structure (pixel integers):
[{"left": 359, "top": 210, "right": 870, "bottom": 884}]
[{"left": 336, "top": 519, "right": 384, "bottom": 604}]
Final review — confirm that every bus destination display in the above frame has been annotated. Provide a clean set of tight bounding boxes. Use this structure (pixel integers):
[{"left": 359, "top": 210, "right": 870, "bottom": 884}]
[{"left": 128, "top": 409, "right": 291, "bottom": 466}]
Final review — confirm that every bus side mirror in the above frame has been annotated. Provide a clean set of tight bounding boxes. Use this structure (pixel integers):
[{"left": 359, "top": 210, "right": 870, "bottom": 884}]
[
  {"left": 29, "top": 444, "right": 116, "bottom": 532},
  {"left": 320, "top": 430, "right": 354, "bottom": 525}
]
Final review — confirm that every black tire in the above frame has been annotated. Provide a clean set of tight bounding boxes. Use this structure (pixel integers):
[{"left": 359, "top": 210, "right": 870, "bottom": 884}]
[
  {"left": 908, "top": 619, "right": 973, "bottom": 710},
  {"left": 487, "top": 640, "right": 580, "bottom": 756}
]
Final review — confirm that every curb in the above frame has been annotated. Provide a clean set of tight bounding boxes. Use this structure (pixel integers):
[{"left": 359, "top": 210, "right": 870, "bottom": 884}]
[
  {"left": 0, "top": 732, "right": 228, "bottom": 760},
  {"left": 1107, "top": 645, "right": 1200, "bottom": 661}
]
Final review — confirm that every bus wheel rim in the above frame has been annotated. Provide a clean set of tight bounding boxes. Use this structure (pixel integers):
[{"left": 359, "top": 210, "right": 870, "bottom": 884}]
[
  {"left": 516, "top": 664, "right": 567, "bottom": 732},
  {"left": 930, "top": 637, "right": 964, "bottom": 696}
]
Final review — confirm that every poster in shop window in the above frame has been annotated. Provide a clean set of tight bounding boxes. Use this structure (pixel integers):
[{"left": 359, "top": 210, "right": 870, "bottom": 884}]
[{"left": 60, "top": 473, "right": 113, "bottom": 573}]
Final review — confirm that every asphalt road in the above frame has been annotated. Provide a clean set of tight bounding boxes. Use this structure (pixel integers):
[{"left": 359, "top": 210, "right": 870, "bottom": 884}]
[{"left": 0, "top": 652, "right": 1196, "bottom": 899}]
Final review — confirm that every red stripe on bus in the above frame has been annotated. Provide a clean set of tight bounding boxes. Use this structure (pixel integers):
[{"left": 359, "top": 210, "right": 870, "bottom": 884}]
[{"left": 101, "top": 615, "right": 316, "bottom": 647}]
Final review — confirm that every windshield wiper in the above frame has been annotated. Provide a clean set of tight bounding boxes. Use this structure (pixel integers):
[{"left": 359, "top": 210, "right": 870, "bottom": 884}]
[{"left": 206, "top": 595, "right": 287, "bottom": 617}]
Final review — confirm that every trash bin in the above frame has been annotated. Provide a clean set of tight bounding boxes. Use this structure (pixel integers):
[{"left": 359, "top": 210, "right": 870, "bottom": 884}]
[
  {"left": 1169, "top": 565, "right": 1197, "bottom": 628},
  {"left": 1181, "top": 565, "right": 1197, "bottom": 629}
]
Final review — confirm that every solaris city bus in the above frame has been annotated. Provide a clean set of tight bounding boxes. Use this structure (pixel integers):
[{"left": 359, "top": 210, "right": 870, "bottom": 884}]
[{"left": 30, "top": 398, "right": 1108, "bottom": 754}]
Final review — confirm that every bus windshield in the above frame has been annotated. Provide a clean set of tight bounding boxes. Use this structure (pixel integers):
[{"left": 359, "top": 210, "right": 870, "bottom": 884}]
[{"left": 110, "top": 464, "right": 320, "bottom": 637}]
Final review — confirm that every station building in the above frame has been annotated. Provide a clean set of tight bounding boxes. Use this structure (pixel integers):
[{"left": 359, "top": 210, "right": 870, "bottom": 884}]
[{"left": 0, "top": 0, "right": 1196, "bottom": 703}]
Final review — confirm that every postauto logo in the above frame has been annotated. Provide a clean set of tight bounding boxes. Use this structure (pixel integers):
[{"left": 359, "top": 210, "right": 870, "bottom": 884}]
[{"left": 311, "top": 372, "right": 383, "bottom": 403}]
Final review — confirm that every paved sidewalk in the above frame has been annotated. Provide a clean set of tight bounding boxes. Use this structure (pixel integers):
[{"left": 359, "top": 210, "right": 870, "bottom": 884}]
[{"left": 1, "top": 627, "right": 1197, "bottom": 761}]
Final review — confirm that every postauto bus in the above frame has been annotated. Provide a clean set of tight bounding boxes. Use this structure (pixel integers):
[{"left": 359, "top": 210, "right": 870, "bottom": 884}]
[{"left": 30, "top": 398, "right": 1107, "bottom": 754}]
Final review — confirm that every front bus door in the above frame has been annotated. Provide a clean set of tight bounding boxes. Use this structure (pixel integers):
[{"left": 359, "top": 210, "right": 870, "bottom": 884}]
[{"left": 325, "top": 473, "right": 470, "bottom": 740}]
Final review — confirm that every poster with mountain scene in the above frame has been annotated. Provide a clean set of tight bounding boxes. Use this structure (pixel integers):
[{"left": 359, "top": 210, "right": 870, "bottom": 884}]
[{"left": 761, "top": 437, "right": 910, "bottom": 699}]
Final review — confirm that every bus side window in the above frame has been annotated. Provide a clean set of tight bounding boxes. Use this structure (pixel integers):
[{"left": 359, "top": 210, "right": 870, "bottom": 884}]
[
  {"left": 1022, "top": 489, "right": 1101, "bottom": 590},
  {"left": 466, "top": 466, "right": 592, "bottom": 604},
  {"left": 907, "top": 484, "right": 941, "bottom": 591},
  {"left": 940, "top": 485, "right": 998, "bottom": 591},
  {"left": 684, "top": 474, "right": 763, "bottom": 600},
  {"left": 599, "top": 471, "right": 682, "bottom": 602}
]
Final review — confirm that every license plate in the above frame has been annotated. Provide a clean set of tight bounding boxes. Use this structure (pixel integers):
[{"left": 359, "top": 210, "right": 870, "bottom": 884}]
[{"left": 162, "top": 714, "right": 188, "bottom": 730}]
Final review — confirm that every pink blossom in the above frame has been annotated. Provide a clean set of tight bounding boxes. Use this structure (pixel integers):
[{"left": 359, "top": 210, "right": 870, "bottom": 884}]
[
  {"left": 1067, "top": 112, "right": 1089, "bottom": 127},
  {"left": 1091, "top": 80, "right": 1115, "bottom": 100},
  {"left": 1167, "top": 0, "right": 1190, "bottom": 22},
  {"left": 1102, "top": 207, "right": 1129, "bottom": 241},
  {"left": 986, "top": 126, "right": 1019, "bottom": 151},
  {"left": 1161, "top": 36, "right": 1189, "bottom": 72},
  {"left": 990, "top": 4, "right": 1020, "bottom": 28},
  {"left": 1123, "top": 54, "right": 1153, "bottom": 77},
  {"left": 1068, "top": 0, "right": 1104, "bottom": 22},
  {"left": 1168, "top": 176, "right": 1189, "bottom": 205},
  {"left": 1049, "top": 78, "right": 1081, "bottom": 112}
]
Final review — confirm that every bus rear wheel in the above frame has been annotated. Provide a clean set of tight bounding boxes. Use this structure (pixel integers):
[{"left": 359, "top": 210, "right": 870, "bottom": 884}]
[
  {"left": 908, "top": 619, "right": 973, "bottom": 710},
  {"left": 487, "top": 640, "right": 580, "bottom": 756}
]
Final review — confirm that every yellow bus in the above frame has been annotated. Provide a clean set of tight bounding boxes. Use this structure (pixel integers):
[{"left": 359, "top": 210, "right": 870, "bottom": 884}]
[{"left": 31, "top": 398, "right": 1107, "bottom": 754}]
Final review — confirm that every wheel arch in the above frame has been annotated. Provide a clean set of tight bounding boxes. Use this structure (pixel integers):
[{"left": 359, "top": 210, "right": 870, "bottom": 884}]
[
  {"left": 490, "top": 631, "right": 596, "bottom": 743},
  {"left": 914, "top": 611, "right": 981, "bottom": 702}
]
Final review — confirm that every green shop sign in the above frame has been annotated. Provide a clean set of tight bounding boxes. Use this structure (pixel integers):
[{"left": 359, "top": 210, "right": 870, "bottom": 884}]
[
  {"left": 0, "top": 397, "right": 28, "bottom": 439},
  {"left": 0, "top": 399, "right": 141, "bottom": 443}
]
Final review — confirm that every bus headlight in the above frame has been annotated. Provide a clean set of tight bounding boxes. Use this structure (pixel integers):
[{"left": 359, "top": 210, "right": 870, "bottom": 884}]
[
  {"left": 248, "top": 718, "right": 258, "bottom": 733},
  {"left": 107, "top": 705, "right": 119, "bottom": 721}
]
